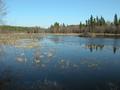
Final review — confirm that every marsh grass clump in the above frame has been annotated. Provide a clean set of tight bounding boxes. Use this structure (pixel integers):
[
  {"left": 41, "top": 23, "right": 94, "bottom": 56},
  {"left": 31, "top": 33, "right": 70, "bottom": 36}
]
[
  {"left": 33, "top": 51, "right": 41, "bottom": 64},
  {"left": 79, "top": 58, "right": 102, "bottom": 70}
]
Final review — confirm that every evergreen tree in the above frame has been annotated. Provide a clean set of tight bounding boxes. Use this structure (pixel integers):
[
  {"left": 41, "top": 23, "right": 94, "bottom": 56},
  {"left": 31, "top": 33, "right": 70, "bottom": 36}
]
[
  {"left": 119, "top": 18, "right": 120, "bottom": 25},
  {"left": 79, "top": 22, "right": 82, "bottom": 30},
  {"left": 85, "top": 20, "right": 88, "bottom": 26},
  {"left": 53, "top": 22, "right": 60, "bottom": 33},
  {"left": 114, "top": 14, "right": 119, "bottom": 34},
  {"left": 114, "top": 14, "right": 118, "bottom": 26},
  {"left": 93, "top": 18, "right": 96, "bottom": 26},
  {"left": 62, "top": 23, "right": 65, "bottom": 27},
  {"left": 96, "top": 16, "right": 99, "bottom": 26},
  {"left": 101, "top": 16, "right": 105, "bottom": 25},
  {"left": 90, "top": 15, "right": 94, "bottom": 26},
  {"left": 90, "top": 15, "right": 94, "bottom": 32}
]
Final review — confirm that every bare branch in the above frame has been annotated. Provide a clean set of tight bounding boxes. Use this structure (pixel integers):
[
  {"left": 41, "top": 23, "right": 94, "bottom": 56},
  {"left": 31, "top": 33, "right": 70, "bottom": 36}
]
[{"left": 0, "top": 0, "right": 6, "bottom": 24}]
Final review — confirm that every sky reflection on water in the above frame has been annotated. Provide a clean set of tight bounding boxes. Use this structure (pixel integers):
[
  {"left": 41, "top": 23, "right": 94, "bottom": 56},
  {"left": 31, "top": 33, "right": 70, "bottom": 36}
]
[{"left": 0, "top": 35, "right": 120, "bottom": 90}]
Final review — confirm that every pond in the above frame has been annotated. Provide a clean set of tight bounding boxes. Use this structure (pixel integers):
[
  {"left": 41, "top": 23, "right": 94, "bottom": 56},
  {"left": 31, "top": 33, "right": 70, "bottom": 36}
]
[{"left": 0, "top": 35, "right": 120, "bottom": 90}]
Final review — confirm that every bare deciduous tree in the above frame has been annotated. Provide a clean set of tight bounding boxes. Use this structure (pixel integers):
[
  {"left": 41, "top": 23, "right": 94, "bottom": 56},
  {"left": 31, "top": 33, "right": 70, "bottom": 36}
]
[{"left": 0, "top": 0, "right": 6, "bottom": 24}]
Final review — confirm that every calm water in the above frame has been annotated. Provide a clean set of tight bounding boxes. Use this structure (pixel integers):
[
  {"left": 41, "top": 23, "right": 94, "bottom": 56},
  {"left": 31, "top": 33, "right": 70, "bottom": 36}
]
[{"left": 0, "top": 35, "right": 120, "bottom": 90}]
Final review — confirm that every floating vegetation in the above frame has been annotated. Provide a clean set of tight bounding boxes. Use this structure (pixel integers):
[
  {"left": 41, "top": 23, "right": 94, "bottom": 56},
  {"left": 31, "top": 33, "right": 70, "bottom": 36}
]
[
  {"left": 80, "top": 60, "right": 88, "bottom": 65},
  {"left": 88, "top": 63, "right": 98, "bottom": 69},
  {"left": 57, "top": 59, "right": 79, "bottom": 70},
  {"left": 0, "top": 34, "right": 120, "bottom": 90},
  {"left": 40, "top": 55, "right": 44, "bottom": 58},
  {"left": 34, "top": 59, "right": 41, "bottom": 64},
  {"left": 60, "top": 59, "right": 65, "bottom": 64},
  {"left": 16, "top": 53, "right": 27, "bottom": 63},
  {"left": 47, "top": 52, "right": 53, "bottom": 57},
  {"left": 55, "top": 59, "right": 67, "bottom": 69},
  {"left": 34, "top": 50, "right": 41, "bottom": 60},
  {"left": 47, "top": 49, "right": 56, "bottom": 59},
  {"left": 73, "top": 64, "right": 79, "bottom": 68},
  {"left": 36, "top": 78, "right": 66, "bottom": 89},
  {"left": 0, "top": 39, "right": 16, "bottom": 46},
  {"left": 15, "top": 39, "right": 40, "bottom": 49},
  {"left": 79, "top": 58, "right": 102, "bottom": 70},
  {"left": 33, "top": 49, "right": 42, "bottom": 64}
]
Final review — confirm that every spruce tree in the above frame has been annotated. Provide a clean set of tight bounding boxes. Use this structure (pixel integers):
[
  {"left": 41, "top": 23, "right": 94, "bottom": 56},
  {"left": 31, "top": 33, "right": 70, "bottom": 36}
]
[{"left": 114, "top": 14, "right": 118, "bottom": 26}]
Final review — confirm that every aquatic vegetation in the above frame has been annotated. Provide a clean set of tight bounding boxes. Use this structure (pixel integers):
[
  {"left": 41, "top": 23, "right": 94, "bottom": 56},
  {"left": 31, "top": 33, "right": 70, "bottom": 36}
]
[
  {"left": 40, "top": 55, "right": 44, "bottom": 58},
  {"left": 79, "top": 58, "right": 102, "bottom": 70},
  {"left": 33, "top": 50, "right": 42, "bottom": 64},
  {"left": 16, "top": 53, "right": 27, "bottom": 63},
  {"left": 56, "top": 59, "right": 67, "bottom": 69},
  {"left": 80, "top": 60, "right": 89, "bottom": 65},
  {"left": 15, "top": 39, "right": 40, "bottom": 49},
  {"left": 56, "top": 59, "right": 80, "bottom": 70},
  {"left": 88, "top": 63, "right": 98, "bottom": 69},
  {"left": 60, "top": 59, "right": 65, "bottom": 64},
  {"left": 47, "top": 52, "right": 53, "bottom": 57},
  {"left": 34, "top": 51, "right": 41, "bottom": 60},
  {"left": 46, "top": 51, "right": 56, "bottom": 59},
  {"left": 72, "top": 64, "right": 79, "bottom": 68},
  {"left": 34, "top": 59, "right": 41, "bottom": 64},
  {"left": 46, "top": 48, "right": 56, "bottom": 59},
  {"left": 39, "top": 78, "right": 64, "bottom": 90},
  {"left": 0, "top": 35, "right": 120, "bottom": 90}
]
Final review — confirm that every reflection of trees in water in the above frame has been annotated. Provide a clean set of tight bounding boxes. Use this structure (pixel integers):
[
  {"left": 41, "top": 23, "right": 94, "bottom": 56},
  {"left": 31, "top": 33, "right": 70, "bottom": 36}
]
[
  {"left": 49, "top": 36, "right": 63, "bottom": 44},
  {"left": 113, "top": 38, "right": 120, "bottom": 54},
  {"left": 86, "top": 44, "right": 120, "bottom": 54},
  {"left": 85, "top": 37, "right": 105, "bottom": 52},
  {"left": 86, "top": 44, "right": 104, "bottom": 52},
  {"left": 85, "top": 38, "right": 120, "bottom": 53},
  {"left": 113, "top": 47, "right": 117, "bottom": 54},
  {"left": 112, "top": 46, "right": 120, "bottom": 54}
]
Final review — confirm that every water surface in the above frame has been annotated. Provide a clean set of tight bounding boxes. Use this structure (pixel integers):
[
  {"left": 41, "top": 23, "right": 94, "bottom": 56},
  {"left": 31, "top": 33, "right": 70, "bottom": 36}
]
[{"left": 0, "top": 35, "right": 120, "bottom": 90}]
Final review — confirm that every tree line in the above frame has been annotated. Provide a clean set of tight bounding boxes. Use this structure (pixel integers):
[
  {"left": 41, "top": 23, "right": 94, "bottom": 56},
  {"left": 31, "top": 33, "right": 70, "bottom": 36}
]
[
  {"left": 0, "top": 14, "right": 120, "bottom": 34},
  {"left": 0, "top": 25, "right": 47, "bottom": 33},
  {"left": 49, "top": 14, "right": 120, "bottom": 34}
]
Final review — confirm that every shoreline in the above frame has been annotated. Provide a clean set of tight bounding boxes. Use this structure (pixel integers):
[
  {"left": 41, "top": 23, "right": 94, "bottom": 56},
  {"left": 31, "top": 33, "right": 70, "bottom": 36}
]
[{"left": 0, "top": 33, "right": 120, "bottom": 38}]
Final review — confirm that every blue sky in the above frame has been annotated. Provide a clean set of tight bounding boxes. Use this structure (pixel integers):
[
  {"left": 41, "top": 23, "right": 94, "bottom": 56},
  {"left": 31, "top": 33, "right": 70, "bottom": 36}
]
[{"left": 6, "top": 0, "right": 120, "bottom": 28}]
